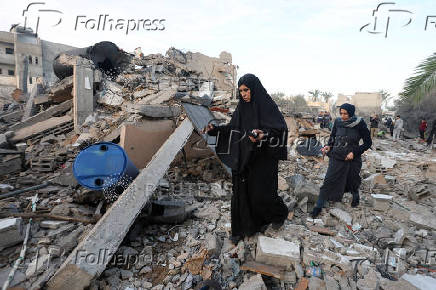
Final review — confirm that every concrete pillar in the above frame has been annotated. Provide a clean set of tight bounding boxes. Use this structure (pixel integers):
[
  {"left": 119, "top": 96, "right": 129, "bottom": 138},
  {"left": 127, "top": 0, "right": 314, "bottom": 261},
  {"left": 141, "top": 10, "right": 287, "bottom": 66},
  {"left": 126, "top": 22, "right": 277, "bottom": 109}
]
[{"left": 73, "top": 58, "right": 94, "bottom": 133}]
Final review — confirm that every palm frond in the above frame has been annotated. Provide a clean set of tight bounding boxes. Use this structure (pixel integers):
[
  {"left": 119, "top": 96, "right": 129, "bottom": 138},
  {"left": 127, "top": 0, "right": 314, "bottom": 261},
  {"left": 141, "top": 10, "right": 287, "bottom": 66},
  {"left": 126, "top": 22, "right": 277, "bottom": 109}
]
[{"left": 401, "top": 53, "right": 436, "bottom": 105}]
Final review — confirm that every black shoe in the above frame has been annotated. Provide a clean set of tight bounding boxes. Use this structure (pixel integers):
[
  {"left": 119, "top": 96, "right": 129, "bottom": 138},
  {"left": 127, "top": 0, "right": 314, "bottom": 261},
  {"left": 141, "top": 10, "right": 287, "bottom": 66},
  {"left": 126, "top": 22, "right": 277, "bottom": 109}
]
[
  {"left": 311, "top": 207, "right": 322, "bottom": 218},
  {"left": 351, "top": 193, "right": 360, "bottom": 208},
  {"left": 230, "top": 235, "right": 241, "bottom": 245}
]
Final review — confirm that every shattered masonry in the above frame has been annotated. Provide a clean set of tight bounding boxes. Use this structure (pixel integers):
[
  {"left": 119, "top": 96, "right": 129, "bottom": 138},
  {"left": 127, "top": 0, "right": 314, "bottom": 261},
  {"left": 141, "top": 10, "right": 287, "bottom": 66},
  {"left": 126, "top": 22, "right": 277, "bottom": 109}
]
[{"left": 0, "top": 37, "right": 436, "bottom": 290}]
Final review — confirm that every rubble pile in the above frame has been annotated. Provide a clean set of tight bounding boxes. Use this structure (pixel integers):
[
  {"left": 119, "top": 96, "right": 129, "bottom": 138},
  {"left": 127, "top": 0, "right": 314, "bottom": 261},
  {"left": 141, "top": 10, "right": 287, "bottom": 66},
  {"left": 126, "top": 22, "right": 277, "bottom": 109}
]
[{"left": 0, "top": 43, "right": 435, "bottom": 290}]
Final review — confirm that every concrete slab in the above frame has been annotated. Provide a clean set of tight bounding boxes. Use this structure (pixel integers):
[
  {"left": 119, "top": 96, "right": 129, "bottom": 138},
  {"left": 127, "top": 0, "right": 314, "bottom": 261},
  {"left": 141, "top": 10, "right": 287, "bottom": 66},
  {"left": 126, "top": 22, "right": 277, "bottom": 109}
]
[
  {"left": 73, "top": 59, "right": 95, "bottom": 133},
  {"left": 238, "top": 274, "right": 267, "bottom": 290},
  {"left": 128, "top": 104, "right": 182, "bottom": 118},
  {"left": 371, "top": 194, "right": 393, "bottom": 211},
  {"left": 10, "top": 100, "right": 72, "bottom": 131},
  {"left": 10, "top": 115, "right": 72, "bottom": 143},
  {"left": 256, "top": 236, "right": 300, "bottom": 267},
  {"left": 0, "top": 218, "right": 24, "bottom": 250},
  {"left": 409, "top": 212, "right": 436, "bottom": 230},
  {"left": 329, "top": 208, "right": 352, "bottom": 225}
]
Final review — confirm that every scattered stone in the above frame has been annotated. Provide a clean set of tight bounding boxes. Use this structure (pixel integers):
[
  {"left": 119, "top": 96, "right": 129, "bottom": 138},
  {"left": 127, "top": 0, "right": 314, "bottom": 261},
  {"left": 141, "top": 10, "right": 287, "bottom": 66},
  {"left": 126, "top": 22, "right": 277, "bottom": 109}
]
[
  {"left": 329, "top": 208, "right": 352, "bottom": 225},
  {"left": 40, "top": 220, "right": 68, "bottom": 229},
  {"left": 0, "top": 218, "right": 24, "bottom": 250},
  {"left": 308, "top": 276, "right": 326, "bottom": 290},
  {"left": 409, "top": 212, "right": 436, "bottom": 230},
  {"left": 256, "top": 236, "right": 300, "bottom": 267},
  {"left": 238, "top": 274, "right": 267, "bottom": 290},
  {"left": 371, "top": 194, "right": 393, "bottom": 211},
  {"left": 120, "top": 269, "right": 133, "bottom": 280}
]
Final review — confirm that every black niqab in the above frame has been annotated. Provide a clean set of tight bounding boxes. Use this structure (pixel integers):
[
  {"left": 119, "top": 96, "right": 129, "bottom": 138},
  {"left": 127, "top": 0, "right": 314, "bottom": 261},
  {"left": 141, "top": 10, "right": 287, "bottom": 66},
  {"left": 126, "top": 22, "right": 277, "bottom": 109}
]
[{"left": 215, "top": 74, "right": 288, "bottom": 173}]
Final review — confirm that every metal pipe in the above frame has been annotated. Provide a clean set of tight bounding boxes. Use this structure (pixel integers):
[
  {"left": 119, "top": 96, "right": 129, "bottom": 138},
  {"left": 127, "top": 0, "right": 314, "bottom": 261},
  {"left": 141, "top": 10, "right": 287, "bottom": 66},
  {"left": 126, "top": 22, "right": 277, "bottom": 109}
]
[{"left": 0, "top": 183, "right": 49, "bottom": 200}]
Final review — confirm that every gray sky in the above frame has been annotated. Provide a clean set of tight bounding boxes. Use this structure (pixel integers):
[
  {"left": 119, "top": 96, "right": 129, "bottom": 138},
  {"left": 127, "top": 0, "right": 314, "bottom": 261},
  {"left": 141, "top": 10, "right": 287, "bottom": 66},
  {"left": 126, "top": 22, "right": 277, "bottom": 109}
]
[{"left": 2, "top": 0, "right": 436, "bottom": 99}]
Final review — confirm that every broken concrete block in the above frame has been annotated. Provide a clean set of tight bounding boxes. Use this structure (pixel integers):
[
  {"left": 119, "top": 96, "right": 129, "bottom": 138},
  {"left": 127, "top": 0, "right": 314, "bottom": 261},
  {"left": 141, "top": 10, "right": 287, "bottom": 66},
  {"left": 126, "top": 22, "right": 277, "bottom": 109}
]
[
  {"left": 40, "top": 220, "right": 68, "bottom": 229},
  {"left": 278, "top": 175, "right": 289, "bottom": 191},
  {"left": 329, "top": 208, "right": 352, "bottom": 225},
  {"left": 325, "top": 275, "right": 340, "bottom": 290},
  {"left": 364, "top": 173, "right": 387, "bottom": 188},
  {"left": 128, "top": 104, "right": 182, "bottom": 118},
  {"left": 0, "top": 131, "right": 14, "bottom": 148},
  {"left": 148, "top": 89, "right": 176, "bottom": 105},
  {"left": 10, "top": 100, "right": 73, "bottom": 132},
  {"left": 50, "top": 76, "right": 73, "bottom": 103},
  {"left": 238, "top": 274, "right": 267, "bottom": 290},
  {"left": 356, "top": 268, "right": 378, "bottom": 290},
  {"left": 256, "top": 236, "right": 300, "bottom": 267},
  {"left": 0, "top": 267, "right": 26, "bottom": 287},
  {"left": 26, "top": 253, "right": 50, "bottom": 277},
  {"left": 0, "top": 218, "right": 24, "bottom": 250},
  {"left": 308, "top": 276, "right": 326, "bottom": 290},
  {"left": 394, "top": 228, "right": 406, "bottom": 245},
  {"left": 371, "top": 194, "right": 393, "bottom": 211},
  {"left": 10, "top": 115, "right": 73, "bottom": 143},
  {"left": 97, "top": 90, "right": 123, "bottom": 107},
  {"left": 133, "top": 88, "right": 154, "bottom": 99},
  {"left": 72, "top": 133, "right": 93, "bottom": 147},
  {"left": 73, "top": 60, "right": 95, "bottom": 132},
  {"left": 400, "top": 273, "right": 436, "bottom": 289},
  {"left": 0, "top": 154, "right": 22, "bottom": 175},
  {"left": 34, "top": 94, "right": 50, "bottom": 105},
  {"left": 409, "top": 212, "right": 436, "bottom": 230},
  {"left": 205, "top": 233, "right": 220, "bottom": 257}
]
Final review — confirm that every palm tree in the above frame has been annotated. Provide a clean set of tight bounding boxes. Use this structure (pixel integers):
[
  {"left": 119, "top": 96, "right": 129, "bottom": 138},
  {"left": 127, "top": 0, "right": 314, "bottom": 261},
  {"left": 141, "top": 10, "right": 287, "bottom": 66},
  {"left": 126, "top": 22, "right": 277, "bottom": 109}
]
[
  {"left": 308, "top": 89, "right": 321, "bottom": 102},
  {"left": 321, "top": 91, "right": 333, "bottom": 103},
  {"left": 378, "top": 90, "right": 391, "bottom": 109},
  {"left": 401, "top": 52, "right": 436, "bottom": 104}
]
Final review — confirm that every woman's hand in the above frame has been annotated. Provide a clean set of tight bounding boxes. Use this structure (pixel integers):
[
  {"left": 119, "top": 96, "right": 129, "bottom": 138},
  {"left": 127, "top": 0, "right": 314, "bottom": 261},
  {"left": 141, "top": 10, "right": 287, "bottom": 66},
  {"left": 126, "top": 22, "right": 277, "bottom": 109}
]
[
  {"left": 345, "top": 152, "right": 354, "bottom": 161},
  {"left": 201, "top": 123, "right": 215, "bottom": 134},
  {"left": 249, "top": 129, "right": 264, "bottom": 142},
  {"left": 321, "top": 146, "right": 331, "bottom": 153}
]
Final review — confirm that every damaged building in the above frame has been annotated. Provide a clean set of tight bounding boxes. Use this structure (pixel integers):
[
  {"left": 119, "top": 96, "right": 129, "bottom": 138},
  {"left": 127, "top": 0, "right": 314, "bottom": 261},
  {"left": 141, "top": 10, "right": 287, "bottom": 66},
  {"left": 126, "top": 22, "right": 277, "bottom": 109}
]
[{"left": 0, "top": 33, "right": 435, "bottom": 290}]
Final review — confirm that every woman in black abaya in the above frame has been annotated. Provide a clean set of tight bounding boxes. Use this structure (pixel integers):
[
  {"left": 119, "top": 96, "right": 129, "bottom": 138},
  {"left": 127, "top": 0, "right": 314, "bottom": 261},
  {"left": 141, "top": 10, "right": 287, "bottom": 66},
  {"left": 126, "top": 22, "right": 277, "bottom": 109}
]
[
  {"left": 204, "top": 74, "right": 288, "bottom": 244},
  {"left": 311, "top": 103, "right": 372, "bottom": 218}
]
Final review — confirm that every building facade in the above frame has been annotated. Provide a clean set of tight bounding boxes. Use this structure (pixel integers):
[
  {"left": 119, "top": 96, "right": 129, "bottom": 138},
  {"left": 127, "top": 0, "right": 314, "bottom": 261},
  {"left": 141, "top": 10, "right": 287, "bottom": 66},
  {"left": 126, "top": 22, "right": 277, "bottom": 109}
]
[{"left": 0, "top": 26, "right": 76, "bottom": 105}]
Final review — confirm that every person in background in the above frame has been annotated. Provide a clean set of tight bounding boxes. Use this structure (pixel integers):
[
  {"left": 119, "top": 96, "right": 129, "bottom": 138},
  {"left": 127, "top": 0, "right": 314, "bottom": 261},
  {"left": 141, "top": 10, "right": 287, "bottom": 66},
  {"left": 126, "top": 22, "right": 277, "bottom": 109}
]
[
  {"left": 427, "top": 120, "right": 436, "bottom": 147},
  {"left": 311, "top": 103, "right": 372, "bottom": 218},
  {"left": 419, "top": 119, "right": 427, "bottom": 141},
  {"left": 393, "top": 115, "right": 404, "bottom": 141},
  {"left": 386, "top": 116, "right": 393, "bottom": 136},
  {"left": 370, "top": 114, "right": 379, "bottom": 139}
]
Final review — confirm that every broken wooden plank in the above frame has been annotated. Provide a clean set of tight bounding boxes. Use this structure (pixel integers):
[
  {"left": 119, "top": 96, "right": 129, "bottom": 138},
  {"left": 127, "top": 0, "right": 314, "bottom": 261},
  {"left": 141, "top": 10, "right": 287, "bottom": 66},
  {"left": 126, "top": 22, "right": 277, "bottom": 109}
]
[
  {"left": 240, "top": 261, "right": 285, "bottom": 279},
  {"left": 295, "top": 277, "right": 309, "bottom": 290},
  {"left": 10, "top": 115, "right": 72, "bottom": 143},
  {"left": 47, "top": 118, "right": 194, "bottom": 290},
  {"left": 9, "top": 100, "right": 72, "bottom": 131},
  {"left": 308, "top": 225, "right": 337, "bottom": 236}
]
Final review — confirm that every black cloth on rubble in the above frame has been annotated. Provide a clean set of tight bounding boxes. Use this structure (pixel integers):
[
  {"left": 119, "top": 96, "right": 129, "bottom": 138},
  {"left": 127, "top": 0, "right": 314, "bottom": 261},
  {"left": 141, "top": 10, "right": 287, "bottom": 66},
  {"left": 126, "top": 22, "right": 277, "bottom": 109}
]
[
  {"left": 319, "top": 104, "right": 372, "bottom": 202},
  {"left": 207, "top": 73, "right": 288, "bottom": 238}
]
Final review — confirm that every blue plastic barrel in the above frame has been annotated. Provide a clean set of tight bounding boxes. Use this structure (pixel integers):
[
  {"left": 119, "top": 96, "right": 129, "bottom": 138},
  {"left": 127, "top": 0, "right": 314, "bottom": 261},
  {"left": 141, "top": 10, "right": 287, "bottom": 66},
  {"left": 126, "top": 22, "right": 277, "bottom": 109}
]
[{"left": 73, "top": 142, "right": 139, "bottom": 190}]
